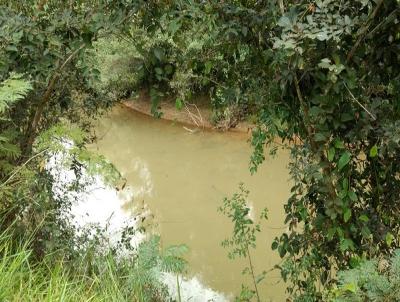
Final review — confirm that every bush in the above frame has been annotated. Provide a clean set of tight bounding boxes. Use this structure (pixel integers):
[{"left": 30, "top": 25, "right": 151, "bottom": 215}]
[
  {"left": 85, "top": 37, "right": 145, "bottom": 101},
  {"left": 325, "top": 251, "right": 400, "bottom": 302}
]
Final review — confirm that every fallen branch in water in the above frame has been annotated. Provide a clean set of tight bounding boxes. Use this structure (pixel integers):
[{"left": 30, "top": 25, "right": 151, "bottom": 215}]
[
  {"left": 184, "top": 103, "right": 204, "bottom": 128},
  {"left": 182, "top": 126, "right": 199, "bottom": 133}
]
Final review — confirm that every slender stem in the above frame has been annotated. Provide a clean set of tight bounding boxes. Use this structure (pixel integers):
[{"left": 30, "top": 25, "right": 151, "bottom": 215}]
[
  {"left": 246, "top": 245, "right": 260, "bottom": 302},
  {"left": 344, "top": 83, "right": 376, "bottom": 121},
  {"left": 176, "top": 274, "right": 182, "bottom": 302}
]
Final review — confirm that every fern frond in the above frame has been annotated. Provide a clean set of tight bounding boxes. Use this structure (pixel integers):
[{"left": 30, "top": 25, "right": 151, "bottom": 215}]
[
  {"left": 0, "top": 160, "right": 16, "bottom": 175},
  {"left": 0, "top": 130, "right": 21, "bottom": 161},
  {"left": 136, "top": 235, "right": 161, "bottom": 271},
  {"left": 0, "top": 142, "right": 21, "bottom": 159},
  {"left": 160, "top": 244, "right": 189, "bottom": 274},
  {"left": 0, "top": 73, "right": 32, "bottom": 113}
]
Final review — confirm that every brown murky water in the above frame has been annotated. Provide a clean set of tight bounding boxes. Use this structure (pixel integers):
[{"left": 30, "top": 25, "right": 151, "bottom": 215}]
[{"left": 91, "top": 105, "right": 291, "bottom": 301}]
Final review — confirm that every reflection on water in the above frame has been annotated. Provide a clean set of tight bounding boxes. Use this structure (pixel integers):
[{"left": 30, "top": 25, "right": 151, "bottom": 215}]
[
  {"left": 163, "top": 273, "right": 228, "bottom": 302},
  {"left": 47, "top": 146, "right": 144, "bottom": 246},
  {"left": 48, "top": 145, "right": 228, "bottom": 300},
  {"left": 90, "top": 105, "right": 292, "bottom": 301}
]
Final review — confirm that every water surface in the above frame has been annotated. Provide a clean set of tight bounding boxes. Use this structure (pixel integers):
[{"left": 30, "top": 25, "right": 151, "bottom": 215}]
[{"left": 91, "top": 105, "right": 291, "bottom": 301}]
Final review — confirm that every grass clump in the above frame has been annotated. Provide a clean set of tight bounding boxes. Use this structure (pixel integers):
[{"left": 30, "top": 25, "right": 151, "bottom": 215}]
[{"left": 0, "top": 229, "right": 187, "bottom": 302}]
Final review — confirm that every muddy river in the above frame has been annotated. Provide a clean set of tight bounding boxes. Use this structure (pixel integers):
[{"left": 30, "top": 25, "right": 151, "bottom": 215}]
[{"left": 90, "top": 105, "right": 291, "bottom": 301}]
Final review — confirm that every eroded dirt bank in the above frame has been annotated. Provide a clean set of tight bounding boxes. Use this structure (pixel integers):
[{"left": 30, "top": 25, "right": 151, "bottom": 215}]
[{"left": 121, "top": 90, "right": 255, "bottom": 135}]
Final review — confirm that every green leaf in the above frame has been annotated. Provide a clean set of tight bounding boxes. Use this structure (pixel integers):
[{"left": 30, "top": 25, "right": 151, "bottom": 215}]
[
  {"left": 340, "top": 238, "right": 355, "bottom": 252},
  {"left": 277, "top": 16, "right": 292, "bottom": 28},
  {"left": 164, "top": 64, "right": 173, "bottom": 75},
  {"left": 349, "top": 256, "right": 361, "bottom": 268},
  {"left": 328, "top": 147, "right": 335, "bottom": 162},
  {"left": 314, "top": 132, "right": 327, "bottom": 142},
  {"left": 343, "top": 208, "right": 351, "bottom": 222},
  {"left": 309, "top": 106, "right": 323, "bottom": 116},
  {"left": 204, "top": 61, "right": 212, "bottom": 74},
  {"left": 155, "top": 67, "right": 163, "bottom": 75},
  {"left": 359, "top": 215, "right": 369, "bottom": 222},
  {"left": 348, "top": 190, "right": 357, "bottom": 201},
  {"left": 343, "top": 282, "right": 357, "bottom": 293},
  {"left": 316, "top": 31, "right": 329, "bottom": 41},
  {"left": 168, "top": 19, "right": 181, "bottom": 35},
  {"left": 334, "top": 140, "right": 345, "bottom": 149},
  {"left": 342, "top": 178, "right": 349, "bottom": 191},
  {"left": 153, "top": 47, "right": 164, "bottom": 61},
  {"left": 340, "top": 113, "right": 354, "bottom": 122},
  {"left": 255, "top": 272, "right": 266, "bottom": 284},
  {"left": 278, "top": 245, "right": 286, "bottom": 257},
  {"left": 241, "top": 26, "right": 248, "bottom": 37},
  {"left": 6, "top": 45, "right": 18, "bottom": 52},
  {"left": 338, "top": 190, "right": 347, "bottom": 199},
  {"left": 318, "top": 58, "right": 332, "bottom": 69},
  {"left": 361, "top": 226, "right": 371, "bottom": 238},
  {"left": 337, "top": 151, "right": 351, "bottom": 171},
  {"left": 327, "top": 227, "right": 336, "bottom": 240},
  {"left": 386, "top": 232, "right": 394, "bottom": 246},
  {"left": 0, "top": 74, "right": 33, "bottom": 113},
  {"left": 369, "top": 145, "right": 378, "bottom": 157}
]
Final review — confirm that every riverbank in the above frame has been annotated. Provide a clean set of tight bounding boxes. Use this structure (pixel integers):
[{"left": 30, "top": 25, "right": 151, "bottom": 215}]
[{"left": 121, "top": 90, "right": 255, "bottom": 135}]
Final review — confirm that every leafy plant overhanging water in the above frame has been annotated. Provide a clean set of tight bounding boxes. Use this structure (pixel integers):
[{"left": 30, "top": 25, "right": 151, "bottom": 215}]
[
  {"left": 1, "top": 0, "right": 400, "bottom": 301},
  {"left": 219, "top": 184, "right": 268, "bottom": 301}
]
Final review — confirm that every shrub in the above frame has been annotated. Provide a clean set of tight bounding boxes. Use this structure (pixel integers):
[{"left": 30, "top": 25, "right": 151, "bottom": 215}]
[{"left": 325, "top": 251, "right": 400, "bottom": 302}]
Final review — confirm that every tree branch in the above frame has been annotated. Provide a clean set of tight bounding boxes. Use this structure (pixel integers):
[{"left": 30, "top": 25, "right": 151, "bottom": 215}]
[
  {"left": 23, "top": 44, "right": 85, "bottom": 154},
  {"left": 344, "top": 83, "right": 376, "bottom": 121},
  {"left": 294, "top": 74, "right": 314, "bottom": 146},
  {"left": 294, "top": 74, "right": 337, "bottom": 200},
  {"left": 347, "top": 0, "right": 384, "bottom": 63}
]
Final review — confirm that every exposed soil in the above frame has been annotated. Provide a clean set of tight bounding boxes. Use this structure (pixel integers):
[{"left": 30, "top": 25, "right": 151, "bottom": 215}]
[{"left": 121, "top": 90, "right": 255, "bottom": 135}]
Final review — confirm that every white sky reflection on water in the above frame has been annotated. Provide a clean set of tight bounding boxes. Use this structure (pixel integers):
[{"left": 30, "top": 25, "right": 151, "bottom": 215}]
[
  {"left": 47, "top": 147, "right": 228, "bottom": 301},
  {"left": 47, "top": 147, "right": 144, "bottom": 247}
]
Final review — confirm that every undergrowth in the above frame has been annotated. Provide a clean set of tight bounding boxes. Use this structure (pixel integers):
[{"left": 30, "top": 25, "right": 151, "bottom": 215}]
[{"left": 0, "top": 228, "right": 186, "bottom": 302}]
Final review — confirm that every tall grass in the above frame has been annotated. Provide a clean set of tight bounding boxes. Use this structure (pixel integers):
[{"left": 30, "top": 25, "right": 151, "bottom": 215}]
[{"left": 0, "top": 229, "right": 169, "bottom": 302}]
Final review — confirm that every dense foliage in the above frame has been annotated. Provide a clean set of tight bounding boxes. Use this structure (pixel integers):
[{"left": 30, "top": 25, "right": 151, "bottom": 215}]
[
  {"left": 263, "top": 2, "right": 400, "bottom": 300},
  {"left": 88, "top": 1, "right": 281, "bottom": 127},
  {"left": 0, "top": 0, "right": 141, "bottom": 246}
]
